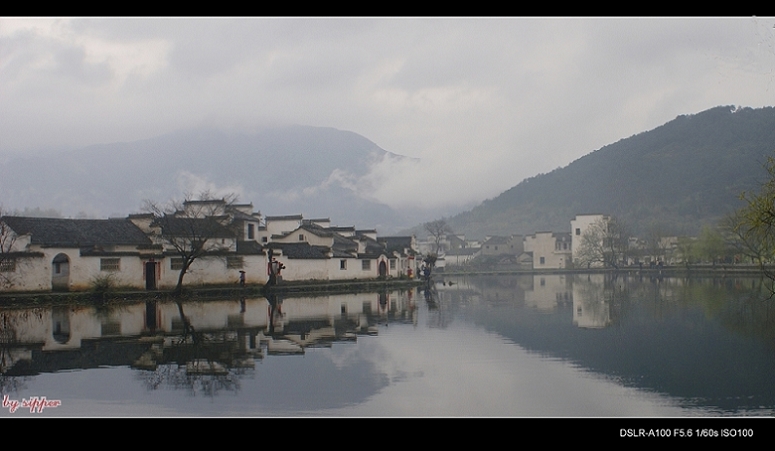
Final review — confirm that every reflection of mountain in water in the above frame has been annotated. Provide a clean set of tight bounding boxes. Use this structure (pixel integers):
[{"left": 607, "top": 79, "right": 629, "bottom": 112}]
[
  {"left": 456, "top": 274, "right": 775, "bottom": 413},
  {"left": 2, "top": 277, "right": 773, "bottom": 414}
]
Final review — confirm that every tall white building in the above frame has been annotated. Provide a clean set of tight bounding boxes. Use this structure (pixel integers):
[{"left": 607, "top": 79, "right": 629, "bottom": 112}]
[{"left": 570, "top": 214, "right": 610, "bottom": 267}]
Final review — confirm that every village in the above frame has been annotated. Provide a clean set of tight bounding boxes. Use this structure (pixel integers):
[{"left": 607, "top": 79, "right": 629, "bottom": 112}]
[
  {"left": 436, "top": 214, "right": 683, "bottom": 271},
  {"left": 0, "top": 195, "right": 683, "bottom": 294},
  {"left": 0, "top": 198, "right": 420, "bottom": 293}
]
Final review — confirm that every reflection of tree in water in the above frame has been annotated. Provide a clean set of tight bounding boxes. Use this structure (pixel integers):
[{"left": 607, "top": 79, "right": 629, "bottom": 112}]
[
  {"left": 0, "top": 312, "right": 16, "bottom": 368},
  {"left": 137, "top": 363, "right": 242, "bottom": 397},
  {"left": 422, "top": 283, "right": 455, "bottom": 329},
  {"left": 0, "top": 311, "right": 36, "bottom": 396},
  {"left": 0, "top": 372, "right": 28, "bottom": 397},
  {"left": 133, "top": 299, "right": 252, "bottom": 397},
  {"left": 696, "top": 277, "right": 775, "bottom": 350},
  {"left": 569, "top": 274, "right": 775, "bottom": 343}
]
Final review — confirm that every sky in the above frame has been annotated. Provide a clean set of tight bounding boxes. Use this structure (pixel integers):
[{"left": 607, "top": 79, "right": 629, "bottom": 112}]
[{"left": 3, "top": 17, "right": 775, "bottom": 213}]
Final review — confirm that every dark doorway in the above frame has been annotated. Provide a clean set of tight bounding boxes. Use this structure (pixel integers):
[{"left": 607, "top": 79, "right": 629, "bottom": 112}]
[
  {"left": 378, "top": 261, "right": 387, "bottom": 278},
  {"left": 145, "top": 261, "right": 158, "bottom": 290},
  {"left": 51, "top": 253, "right": 70, "bottom": 292},
  {"left": 145, "top": 300, "right": 157, "bottom": 332}
]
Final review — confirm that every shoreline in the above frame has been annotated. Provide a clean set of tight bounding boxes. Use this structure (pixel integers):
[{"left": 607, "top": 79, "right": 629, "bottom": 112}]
[{"left": 0, "top": 265, "right": 771, "bottom": 305}]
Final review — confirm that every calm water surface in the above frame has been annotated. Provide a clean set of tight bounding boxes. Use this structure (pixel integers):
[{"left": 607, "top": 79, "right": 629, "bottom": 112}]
[{"left": 1, "top": 274, "right": 773, "bottom": 417}]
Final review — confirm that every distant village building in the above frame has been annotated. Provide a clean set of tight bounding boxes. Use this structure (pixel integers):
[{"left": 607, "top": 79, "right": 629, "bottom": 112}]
[
  {"left": 524, "top": 232, "right": 572, "bottom": 269},
  {"left": 444, "top": 247, "right": 481, "bottom": 266},
  {"left": 480, "top": 235, "right": 523, "bottom": 257},
  {"left": 570, "top": 214, "right": 611, "bottom": 268}
]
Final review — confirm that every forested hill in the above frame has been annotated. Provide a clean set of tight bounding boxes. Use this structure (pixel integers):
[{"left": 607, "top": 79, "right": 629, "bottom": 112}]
[{"left": 444, "top": 105, "right": 775, "bottom": 239}]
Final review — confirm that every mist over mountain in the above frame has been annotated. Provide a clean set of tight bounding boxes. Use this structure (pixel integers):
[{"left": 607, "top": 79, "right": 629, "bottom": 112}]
[
  {"left": 0, "top": 125, "right": 440, "bottom": 234},
  {"left": 410, "top": 105, "right": 775, "bottom": 240},
  {"left": 6, "top": 105, "right": 774, "bottom": 240}
]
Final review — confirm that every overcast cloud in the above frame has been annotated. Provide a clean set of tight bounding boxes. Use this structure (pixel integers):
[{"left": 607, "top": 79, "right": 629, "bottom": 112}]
[{"left": 2, "top": 17, "right": 775, "bottom": 213}]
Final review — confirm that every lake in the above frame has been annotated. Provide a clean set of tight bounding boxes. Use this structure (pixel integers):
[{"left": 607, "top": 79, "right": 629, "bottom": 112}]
[{"left": 1, "top": 273, "right": 774, "bottom": 417}]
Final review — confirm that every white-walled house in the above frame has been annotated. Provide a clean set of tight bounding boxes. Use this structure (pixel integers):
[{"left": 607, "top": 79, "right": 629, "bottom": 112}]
[
  {"left": 480, "top": 235, "right": 524, "bottom": 257},
  {"left": 0, "top": 216, "right": 160, "bottom": 292},
  {"left": 570, "top": 214, "right": 610, "bottom": 267},
  {"left": 268, "top": 222, "right": 415, "bottom": 281},
  {"left": 1, "top": 202, "right": 419, "bottom": 293},
  {"left": 444, "top": 247, "right": 481, "bottom": 266},
  {"left": 264, "top": 215, "right": 303, "bottom": 241},
  {"left": 524, "top": 231, "right": 572, "bottom": 269}
]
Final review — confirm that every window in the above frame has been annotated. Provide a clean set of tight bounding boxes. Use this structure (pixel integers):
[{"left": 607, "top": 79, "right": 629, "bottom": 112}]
[
  {"left": 340, "top": 259, "right": 347, "bottom": 270},
  {"left": 362, "top": 260, "right": 371, "bottom": 271},
  {"left": 539, "top": 256, "right": 545, "bottom": 265},
  {"left": 248, "top": 224, "right": 255, "bottom": 240},
  {"left": 575, "top": 228, "right": 581, "bottom": 236},
  {"left": 227, "top": 256, "right": 244, "bottom": 269},
  {"left": 100, "top": 258, "right": 120, "bottom": 272},
  {"left": 261, "top": 236, "right": 268, "bottom": 243},
  {"left": 299, "top": 234, "right": 305, "bottom": 241},
  {"left": 170, "top": 258, "right": 185, "bottom": 270},
  {"left": 0, "top": 259, "right": 15, "bottom": 272},
  {"left": 389, "top": 259, "right": 396, "bottom": 270}
]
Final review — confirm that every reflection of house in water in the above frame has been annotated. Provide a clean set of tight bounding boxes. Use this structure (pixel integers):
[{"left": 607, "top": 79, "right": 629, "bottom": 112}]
[
  {"left": 524, "top": 274, "right": 573, "bottom": 311},
  {"left": 572, "top": 274, "right": 611, "bottom": 328},
  {"left": 468, "top": 275, "right": 527, "bottom": 305},
  {"left": 0, "top": 290, "right": 418, "bottom": 378}
]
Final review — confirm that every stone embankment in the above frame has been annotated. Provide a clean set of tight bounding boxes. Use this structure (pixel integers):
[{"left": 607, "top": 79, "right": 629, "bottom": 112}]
[{"left": 0, "top": 277, "right": 426, "bottom": 306}]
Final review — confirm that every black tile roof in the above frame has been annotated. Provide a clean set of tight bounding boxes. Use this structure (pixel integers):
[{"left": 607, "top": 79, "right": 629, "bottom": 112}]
[
  {"left": 265, "top": 242, "right": 330, "bottom": 259},
  {"left": 2, "top": 216, "right": 152, "bottom": 247},
  {"left": 236, "top": 240, "right": 264, "bottom": 255},
  {"left": 378, "top": 236, "right": 415, "bottom": 253},
  {"left": 230, "top": 210, "right": 260, "bottom": 222},
  {"left": 265, "top": 214, "right": 303, "bottom": 221},
  {"left": 483, "top": 235, "right": 511, "bottom": 245},
  {"left": 152, "top": 216, "right": 236, "bottom": 239}
]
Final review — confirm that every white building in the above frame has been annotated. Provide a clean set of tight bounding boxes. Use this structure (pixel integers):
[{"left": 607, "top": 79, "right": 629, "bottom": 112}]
[
  {"left": 0, "top": 201, "right": 418, "bottom": 293},
  {"left": 524, "top": 231, "right": 572, "bottom": 269},
  {"left": 570, "top": 214, "right": 611, "bottom": 268}
]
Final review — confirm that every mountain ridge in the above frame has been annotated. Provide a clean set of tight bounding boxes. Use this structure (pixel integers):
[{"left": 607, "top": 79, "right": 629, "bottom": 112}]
[
  {"left": 422, "top": 105, "right": 775, "bottom": 240},
  {"left": 0, "top": 125, "right": 422, "bottom": 233}
]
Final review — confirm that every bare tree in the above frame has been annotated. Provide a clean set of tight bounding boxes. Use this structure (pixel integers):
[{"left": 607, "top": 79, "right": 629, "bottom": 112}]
[
  {"left": 144, "top": 192, "right": 240, "bottom": 296},
  {"left": 643, "top": 223, "right": 671, "bottom": 264},
  {"left": 724, "top": 209, "right": 773, "bottom": 266},
  {"left": 0, "top": 207, "right": 20, "bottom": 289},
  {"left": 574, "top": 219, "right": 607, "bottom": 268},
  {"left": 606, "top": 216, "right": 632, "bottom": 267},
  {"left": 574, "top": 216, "right": 630, "bottom": 269},
  {"left": 424, "top": 219, "right": 452, "bottom": 255}
]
